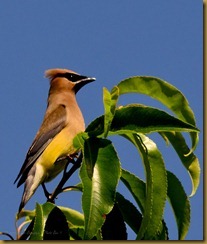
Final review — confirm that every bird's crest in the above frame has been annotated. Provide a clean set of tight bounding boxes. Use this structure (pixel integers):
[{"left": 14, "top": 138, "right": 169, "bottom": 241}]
[{"left": 45, "top": 68, "right": 78, "bottom": 80}]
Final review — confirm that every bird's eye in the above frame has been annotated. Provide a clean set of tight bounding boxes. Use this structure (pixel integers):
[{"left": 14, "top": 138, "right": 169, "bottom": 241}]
[
  {"left": 54, "top": 72, "right": 86, "bottom": 82},
  {"left": 67, "top": 74, "right": 75, "bottom": 79},
  {"left": 65, "top": 73, "right": 81, "bottom": 82}
]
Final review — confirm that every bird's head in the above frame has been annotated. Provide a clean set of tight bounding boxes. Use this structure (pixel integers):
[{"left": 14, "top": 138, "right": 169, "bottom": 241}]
[{"left": 45, "top": 68, "right": 96, "bottom": 93}]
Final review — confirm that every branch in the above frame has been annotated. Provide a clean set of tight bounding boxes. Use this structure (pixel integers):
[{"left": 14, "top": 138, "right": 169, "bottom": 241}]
[
  {"left": 0, "top": 232, "right": 14, "bottom": 241},
  {"left": 47, "top": 153, "right": 83, "bottom": 203}
]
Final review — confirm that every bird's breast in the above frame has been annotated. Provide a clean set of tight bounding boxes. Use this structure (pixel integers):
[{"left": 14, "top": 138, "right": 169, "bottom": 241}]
[{"left": 38, "top": 122, "right": 84, "bottom": 182}]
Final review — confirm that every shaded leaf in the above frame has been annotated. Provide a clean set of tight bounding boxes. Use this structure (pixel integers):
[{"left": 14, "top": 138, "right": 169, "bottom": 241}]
[
  {"left": 86, "top": 105, "right": 199, "bottom": 138},
  {"left": 69, "top": 228, "right": 84, "bottom": 240},
  {"left": 58, "top": 206, "right": 84, "bottom": 228},
  {"left": 43, "top": 206, "right": 69, "bottom": 240},
  {"left": 116, "top": 192, "right": 142, "bottom": 235},
  {"left": 19, "top": 203, "right": 55, "bottom": 240},
  {"left": 121, "top": 169, "right": 146, "bottom": 213},
  {"left": 83, "top": 137, "right": 99, "bottom": 179},
  {"left": 101, "top": 203, "right": 127, "bottom": 240},
  {"left": 111, "top": 105, "right": 198, "bottom": 134},
  {"left": 167, "top": 171, "right": 191, "bottom": 240},
  {"left": 120, "top": 171, "right": 169, "bottom": 240}
]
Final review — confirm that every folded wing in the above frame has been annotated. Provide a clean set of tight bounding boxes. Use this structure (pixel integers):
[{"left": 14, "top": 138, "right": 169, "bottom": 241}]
[{"left": 14, "top": 104, "right": 67, "bottom": 187}]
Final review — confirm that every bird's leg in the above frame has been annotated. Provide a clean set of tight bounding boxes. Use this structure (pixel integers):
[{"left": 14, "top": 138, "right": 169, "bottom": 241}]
[
  {"left": 62, "top": 153, "right": 80, "bottom": 177},
  {"left": 42, "top": 183, "right": 49, "bottom": 198},
  {"left": 59, "top": 153, "right": 79, "bottom": 176},
  {"left": 56, "top": 153, "right": 77, "bottom": 167},
  {"left": 42, "top": 154, "right": 80, "bottom": 204},
  {"left": 41, "top": 183, "right": 55, "bottom": 203},
  {"left": 49, "top": 153, "right": 83, "bottom": 202},
  {"left": 65, "top": 153, "right": 79, "bottom": 166}
]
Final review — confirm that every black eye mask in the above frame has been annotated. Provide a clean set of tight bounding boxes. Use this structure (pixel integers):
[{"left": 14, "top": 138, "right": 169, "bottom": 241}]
[{"left": 55, "top": 73, "right": 87, "bottom": 82}]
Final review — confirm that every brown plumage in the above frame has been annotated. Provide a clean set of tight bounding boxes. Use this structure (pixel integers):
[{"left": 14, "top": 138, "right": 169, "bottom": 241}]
[{"left": 14, "top": 68, "right": 95, "bottom": 213}]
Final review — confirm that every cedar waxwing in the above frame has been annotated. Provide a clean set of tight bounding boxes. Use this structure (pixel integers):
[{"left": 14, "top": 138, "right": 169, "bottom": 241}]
[{"left": 14, "top": 68, "right": 95, "bottom": 213}]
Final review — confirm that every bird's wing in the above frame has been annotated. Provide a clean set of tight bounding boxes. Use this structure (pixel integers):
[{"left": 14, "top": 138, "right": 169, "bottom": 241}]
[{"left": 14, "top": 104, "right": 67, "bottom": 187}]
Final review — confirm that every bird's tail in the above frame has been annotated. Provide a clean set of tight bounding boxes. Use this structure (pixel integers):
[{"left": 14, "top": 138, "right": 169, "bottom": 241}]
[{"left": 18, "top": 164, "right": 44, "bottom": 213}]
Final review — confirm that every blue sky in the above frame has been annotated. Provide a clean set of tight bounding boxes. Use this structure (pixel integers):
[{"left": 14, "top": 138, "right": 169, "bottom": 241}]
[{"left": 0, "top": 0, "right": 203, "bottom": 240}]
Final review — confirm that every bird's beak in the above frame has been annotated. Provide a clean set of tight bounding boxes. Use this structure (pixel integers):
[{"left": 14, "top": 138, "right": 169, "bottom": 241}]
[
  {"left": 79, "top": 76, "right": 96, "bottom": 83},
  {"left": 74, "top": 76, "right": 96, "bottom": 93}
]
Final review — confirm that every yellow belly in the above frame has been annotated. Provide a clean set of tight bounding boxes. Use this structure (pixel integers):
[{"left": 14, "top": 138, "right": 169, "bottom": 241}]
[{"left": 37, "top": 127, "right": 78, "bottom": 182}]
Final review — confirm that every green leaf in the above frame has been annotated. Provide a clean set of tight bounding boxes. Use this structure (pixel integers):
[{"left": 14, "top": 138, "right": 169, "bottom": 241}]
[
  {"left": 29, "top": 203, "right": 44, "bottom": 240},
  {"left": 101, "top": 203, "right": 127, "bottom": 240},
  {"left": 86, "top": 105, "right": 199, "bottom": 137},
  {"left": 58, "top": 206, "right": 84, "bottom": 228},
  {"left": 123, "top": 134, "right": 167, "bottom": 240},
  {"left": 153, "top": 220, "right": 169, "bottom": 240},
  {"left": 20, "top": 205, "right": 57, "bottom": 240},
  {"left": 29, "top": 203, "right": 69, "bottom": 240},
  {"left": 111, "top": 105, "right": 198, "bottom": 134},
  {"left": 117, "top": 76, "right": 199, "bottom": 153},
  {"left": 73, "top": 131, "right": 88, "bottom": 150},
  {"left": 69, "top": 228, "right": 84, "bottom": 240},
  {"left": 83, "top": 137, "right": 98, "bottom": 179},
  {"left": 43, "top": 206, "right": 69, "bottom": 240},
  {"left": 116, "top": 192, "right": 142, "bottom": 235},
  {"left": 41, "top": 202, "right": 56, "bottom": 220},
  {"left": 80, "top": 137, "right": 121, "bottom": 239},
  {"left": 121, "top": 169, "right": 146, "bottom": 213},
  {"left": 103, "top": 86, "right": 119, "bottom": 138},
  {"left": 16, "top": 209, "right": 35, "bottom": 221},
  {"left": 167, "top": 171, "right": 191, "bottom": 240},
  {"left": 163, "top": 132, "right": 200, "bottom": 196},
  {"left": 120, "top": 171, "right": 168, "bottom": 240}
]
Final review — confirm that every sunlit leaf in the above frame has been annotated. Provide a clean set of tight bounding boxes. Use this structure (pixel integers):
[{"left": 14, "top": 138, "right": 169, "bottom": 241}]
[
  {"left": 117, "top": 76, "right": 198, "bottom": 153},
  {"left": 73, "top": 131, "right": 88, "bottom": 150},
  {"left": 153, "top": 220, "right": 169, "bottom": 240},
  {"left": 29, "top": 203, "right": 44, "bottom": 240},
  {"left": 122, "top": 134, "right": 167, "bottom": 240},
  {"left": 162, "top": 132, "right": 200, "bottom": 196},
  {"left": 103, "top": 86, "right": 119, "bottom": 137},
  {"left": 80, "top": 137, "right": 121, "bottom": 239},
  {"left": 16, "top": 209, "right": 35, "bottom": 221}
]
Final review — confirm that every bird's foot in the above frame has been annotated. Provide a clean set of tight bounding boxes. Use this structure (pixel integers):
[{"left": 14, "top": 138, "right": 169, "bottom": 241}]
[
  {"left": 56, "top": 153, "right": 78, "bottom": 165},
  {"left": 41, "top": 183, "right": 55, "bottom": 204}
]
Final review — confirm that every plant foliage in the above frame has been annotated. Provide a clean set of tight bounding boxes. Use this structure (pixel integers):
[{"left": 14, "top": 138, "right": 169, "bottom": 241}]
[{"left": 4, "top": 76, "right": 200, "bottom": 240}]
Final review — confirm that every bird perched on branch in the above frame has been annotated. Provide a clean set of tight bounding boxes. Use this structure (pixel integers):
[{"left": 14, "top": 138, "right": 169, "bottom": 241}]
[{"left": 14, "top": 68, "right": 95, "bottom": 213}]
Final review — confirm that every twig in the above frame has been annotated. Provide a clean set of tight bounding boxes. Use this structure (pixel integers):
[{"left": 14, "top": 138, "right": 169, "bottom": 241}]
[
  {"left": 18, "top": 218, "right": 35, "bottom": 240},
  {"left": 48, "top": 153, "right": 83, "bottom": 202},
  {"left": 61, "top": 185, "right": 82, "bottom": 192},
  {"left": 0, "top": 232, "right": 14, "bottom": 240}
]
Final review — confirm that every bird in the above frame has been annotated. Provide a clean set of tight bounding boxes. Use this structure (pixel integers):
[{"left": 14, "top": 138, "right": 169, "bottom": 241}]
[{"left": 14, "top": 68, "right": 95, "bottom": 213}]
